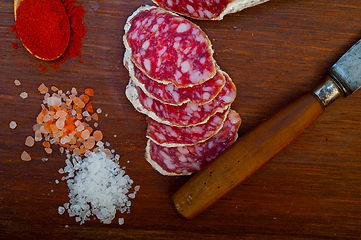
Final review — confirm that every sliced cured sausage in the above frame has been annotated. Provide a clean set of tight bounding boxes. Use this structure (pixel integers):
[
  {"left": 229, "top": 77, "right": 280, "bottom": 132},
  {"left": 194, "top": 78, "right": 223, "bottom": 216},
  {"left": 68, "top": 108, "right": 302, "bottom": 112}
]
[
  {"left": 146, "top": 109, "right": 229, "bottom": 147},
  {"left": 123, "top": 5, "right": 216, "bottom": 87},
  {"left": 145, "top": 110, "right": 242, "bottom": 176},
  {"left": 125, "top": 70, "right": 236, "bottom": 127},
  {"left": 152, "top": 0, "right": 269, "bottom": 20},
  {"left": 124, "top": 52, "right": 225, "bottom": 106}
]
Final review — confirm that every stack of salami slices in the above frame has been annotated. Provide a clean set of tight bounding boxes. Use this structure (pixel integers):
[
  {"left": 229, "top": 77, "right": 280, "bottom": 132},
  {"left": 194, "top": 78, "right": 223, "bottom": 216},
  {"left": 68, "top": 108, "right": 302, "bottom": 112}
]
[{"left": 124, "top": 6, "right": 242, "bottom": 176}]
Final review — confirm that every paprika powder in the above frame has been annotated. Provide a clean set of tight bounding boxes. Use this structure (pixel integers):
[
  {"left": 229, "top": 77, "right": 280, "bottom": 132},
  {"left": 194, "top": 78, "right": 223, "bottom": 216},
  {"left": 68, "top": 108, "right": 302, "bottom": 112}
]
[
  {"left": 13, "top": 0, "right": 85, "bottom": 69},
  {"left": 15, "top": 0, "right": 70, "bottom": 61}
]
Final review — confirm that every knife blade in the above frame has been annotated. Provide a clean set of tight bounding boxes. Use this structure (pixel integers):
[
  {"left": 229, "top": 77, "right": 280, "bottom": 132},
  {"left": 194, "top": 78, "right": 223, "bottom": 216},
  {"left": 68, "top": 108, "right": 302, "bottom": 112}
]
[{"left": 172, "top": 39, "right": 361, "bottom": 220}]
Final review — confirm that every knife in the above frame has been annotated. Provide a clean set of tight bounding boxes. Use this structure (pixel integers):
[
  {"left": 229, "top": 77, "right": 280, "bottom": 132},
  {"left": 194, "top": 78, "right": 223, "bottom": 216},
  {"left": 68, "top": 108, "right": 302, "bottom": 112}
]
[{"left": 172, "top": 39, "right": 361, "bottom": 219}]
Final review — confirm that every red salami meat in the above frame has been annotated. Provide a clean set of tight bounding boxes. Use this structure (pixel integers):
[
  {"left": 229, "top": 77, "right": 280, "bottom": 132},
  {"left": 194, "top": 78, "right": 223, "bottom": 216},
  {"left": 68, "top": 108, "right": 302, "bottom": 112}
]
[
  {"left": 146, "top": 109, "right": 229, "bottom": 147},
  {"left": 145, "top": 110, "right": 242, "bottom": 176},
  {"left": 126, "top": 53, "right": 225, "bottom": 105},
  {"left": 152, "top": 0, "right": 269, "bottom": 20},
  {"left": 125, "top": 70, "right": 236, "bottom": 127},
  {"left": 123, "top": 6, "right": 216, "bottom": 87}
]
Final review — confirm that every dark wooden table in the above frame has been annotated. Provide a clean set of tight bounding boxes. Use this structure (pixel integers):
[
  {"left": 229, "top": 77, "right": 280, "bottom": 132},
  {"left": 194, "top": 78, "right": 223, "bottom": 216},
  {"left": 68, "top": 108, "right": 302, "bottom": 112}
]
[{"left": 1, "top": 0, "right": 361, "bottom": 239}]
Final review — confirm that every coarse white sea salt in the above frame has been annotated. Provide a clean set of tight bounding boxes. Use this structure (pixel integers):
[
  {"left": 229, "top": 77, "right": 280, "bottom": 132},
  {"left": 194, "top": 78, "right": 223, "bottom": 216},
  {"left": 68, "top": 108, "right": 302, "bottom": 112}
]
[
  {"left": 59, "top": 144, "right": 138, "bottom": 225},
  {"left": 9, "top": 121, "right": 17, "bottom": 129},
  {"left": 20, "top": 92, "right": 28, "bottom": 99}
]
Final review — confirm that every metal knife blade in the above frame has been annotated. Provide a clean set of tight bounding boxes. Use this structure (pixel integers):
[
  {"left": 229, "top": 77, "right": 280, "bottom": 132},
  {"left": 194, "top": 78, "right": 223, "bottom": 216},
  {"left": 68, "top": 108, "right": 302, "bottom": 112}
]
[{"left": 330, "top": 39, "right": 361, "bottom": 96}]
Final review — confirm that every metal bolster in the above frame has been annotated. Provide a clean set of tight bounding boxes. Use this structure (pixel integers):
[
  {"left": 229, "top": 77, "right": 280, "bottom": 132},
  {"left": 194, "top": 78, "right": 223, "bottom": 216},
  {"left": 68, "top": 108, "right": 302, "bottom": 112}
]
[{"left": 313, "top": 75, "right": 344, "bottom": 108}]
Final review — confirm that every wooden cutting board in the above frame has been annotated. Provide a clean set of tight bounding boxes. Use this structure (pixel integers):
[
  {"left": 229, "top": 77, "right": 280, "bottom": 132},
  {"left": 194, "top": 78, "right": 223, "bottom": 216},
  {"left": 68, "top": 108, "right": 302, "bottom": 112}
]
[{"left": 1, "top": 0, "right": 360, "bottom": 238}]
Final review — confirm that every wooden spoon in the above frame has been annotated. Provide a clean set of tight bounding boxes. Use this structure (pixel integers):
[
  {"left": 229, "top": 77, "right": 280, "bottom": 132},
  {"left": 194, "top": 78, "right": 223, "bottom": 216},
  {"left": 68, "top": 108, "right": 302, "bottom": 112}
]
[{"left": 14, "top": 0, "right": 70, "bottom": 61}]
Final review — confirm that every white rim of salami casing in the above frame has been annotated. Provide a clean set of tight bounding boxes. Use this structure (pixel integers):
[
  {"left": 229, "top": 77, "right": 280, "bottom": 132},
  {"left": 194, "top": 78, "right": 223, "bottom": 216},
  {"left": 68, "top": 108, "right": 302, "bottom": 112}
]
[
  {"left": 125, "top": 70, "right": 236, "bottom": 128},
  {"left": 123, "top": 5, "right": 217, "bottom": 87},
  {"left": 151, "top": 0, "right": 270, "bottom": 20},
  {"left": 124, "top": 49, "right": 226, "bottom": 106},
  {"left": 146, "top": 108, "right": 230, "bottom": 147}
]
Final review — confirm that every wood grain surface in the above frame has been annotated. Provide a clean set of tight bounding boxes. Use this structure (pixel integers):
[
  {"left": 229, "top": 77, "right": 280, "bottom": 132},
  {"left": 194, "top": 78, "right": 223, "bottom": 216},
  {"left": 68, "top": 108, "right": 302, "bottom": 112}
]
[{"left": 1, "top": 0, "right": 361, "bottom": 239}]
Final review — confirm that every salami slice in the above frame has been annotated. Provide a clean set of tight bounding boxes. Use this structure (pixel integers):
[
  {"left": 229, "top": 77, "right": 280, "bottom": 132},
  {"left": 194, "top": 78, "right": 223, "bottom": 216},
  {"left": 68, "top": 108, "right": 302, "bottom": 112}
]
[
  {"left": 146, "top": 109, "right": 229, "bottom": 147},
  {"left": 123, "top": 5, "right": 216, "bottom": 87},
  {"left": 145, "top": 109, "right": 242, "bottom": 176},
  {"left": 125, "top": 70, "right": 236, "bottom": 127},
  {"left": 152, "top": 0, "right": 269, "bottom": 20},
  {"left": 125, "top": 51, "right": 225, "bottom": 105}
]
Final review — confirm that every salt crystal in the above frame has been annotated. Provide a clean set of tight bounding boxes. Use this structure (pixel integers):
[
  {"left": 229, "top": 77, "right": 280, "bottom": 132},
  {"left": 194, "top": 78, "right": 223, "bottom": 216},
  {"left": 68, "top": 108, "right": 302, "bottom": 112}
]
[
  {"left": 118, "top": 218, "right": 124, "bottom": 225},
  {"left": 45, "top": 147, "right": 53, "bottom": 154},
  {"left": 41, "top": 158, "right": 48, "bottom": 162},
  {"left": 55, "top": 179, "right": 59, "bottom": 184},
  {"left": 25, "top": 136, "right": 35, "bottom": 147},
  {"left": 9, "top": 121, "right": 17, "bottom": 129},
  {"left": 58, "top": 206, "right": 65, "bottom": 215},
  {"left": 71, "top": 87, "right": 77, "bottom": 96},
  {"left": 96, "top": 108, "right": 102, "bottom": 114},
  {"left": 20, "top": 92, "right": 28, "bottom": 99},
  {"left": 14, "top": 79, "right": 21, "bottom": 86},
  {"left": 21, "top": 151, "right": 31, "bottom": 161}
]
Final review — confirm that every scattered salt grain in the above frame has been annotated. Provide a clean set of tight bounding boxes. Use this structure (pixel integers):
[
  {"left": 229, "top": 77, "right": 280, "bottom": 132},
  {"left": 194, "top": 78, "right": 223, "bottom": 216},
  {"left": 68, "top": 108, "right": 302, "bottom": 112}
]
[
  {"left": 45, "top": 147, "right": 53, "bottom": 154},
  {"left": 14, "top": 79, "right": 21, "bottom": 86},
  {"left": 96, "top": 108, "right": 102, "bottom": 114},
  {"left": 25, "top": 136, "right": 35, "bottom": 147},
  {"left": 55, "top": 179, "right": 59, "bottom": 184},
  {"left": 9, "top": 121, "right": 17, "bottom": 129},
  {"left": 41, "top": 158, "right": 48, "bottom": 162},
  {"left": 58, "top": 206, "right": 65, "bottom": 215},
  {"left": 20, "top": 92, "right": 28, "bottom": 99},
  {"left": 38, "top": 83, "right": 48, "bottom": 94},
  {"left": 118, "top": 218, "right": 124, "bottom": 225},
  {"left": 21, "top": 151, "right": 31, "bottom": 161}
]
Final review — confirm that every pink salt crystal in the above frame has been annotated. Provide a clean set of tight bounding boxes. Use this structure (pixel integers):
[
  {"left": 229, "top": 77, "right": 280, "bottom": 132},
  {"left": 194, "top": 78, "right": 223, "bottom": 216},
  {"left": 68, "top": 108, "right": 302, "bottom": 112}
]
[
  {"left": 14, "top": 79, "right": 21, "bottom": 86},
  {"left": 44, "top": 148, "right": 53, "bottom": 154},
  {"left": 38, "top": 83, "right": 48, "bottom": 94},
  {"left": 81, "top": 129, "right": 90, "bottom": 140},
  {"left": 93, "top": 130, "right": 103, "bottom": 141},
  {"left": 56, "top": 119, "right": 65, "bottom": 130},
  {"left": 21, "top": 151, "right": 31, "bottom": 161},
  {"left": 84, "top": 137, "right": 95, "bottom": 149},
  {"left": 25, "top": 136, "right": 35, "bottom": 147},
  {"left": 55, "top": 110, "right": 67, "bottom": 118}
]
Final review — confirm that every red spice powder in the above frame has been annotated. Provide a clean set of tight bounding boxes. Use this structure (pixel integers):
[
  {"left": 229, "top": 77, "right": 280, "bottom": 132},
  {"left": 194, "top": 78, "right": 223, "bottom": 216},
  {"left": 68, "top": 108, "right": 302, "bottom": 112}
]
[
  {"left": 12, "top": 42, "right": 19, "bottom": 49},
  {"left": 13, "top": 0, "right": 85, "bottom": 70},
  {"left": 15, "top": 0, "right": 70, "bottom": 60}
]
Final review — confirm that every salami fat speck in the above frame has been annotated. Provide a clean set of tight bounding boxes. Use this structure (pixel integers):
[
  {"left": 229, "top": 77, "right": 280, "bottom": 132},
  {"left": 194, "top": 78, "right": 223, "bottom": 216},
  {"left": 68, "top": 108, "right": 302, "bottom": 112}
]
[
  {"left": 125, "top": 70, "right": 236, "bottom": 127},
  {"left": 152, "top": 0, "right": 269, "bottom": 20},
  {"left": 125, "top": 52, "right": 225, "bottom": 105},
  {"left": 145, "top": 110, "right": 242, "bottom": 176},
  {"left": 123, "top": 6, "right": 216, "bottom": 87},
  {"left": 146, "top": 109, "right": 229, "bottom": 147}
]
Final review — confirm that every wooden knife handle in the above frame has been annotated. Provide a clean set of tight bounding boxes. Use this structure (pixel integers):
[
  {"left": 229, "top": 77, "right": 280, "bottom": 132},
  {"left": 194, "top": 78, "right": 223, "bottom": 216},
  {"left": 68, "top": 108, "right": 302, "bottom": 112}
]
[{"left": 172, "top": 92, "right": 325, "bottom": 219}]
